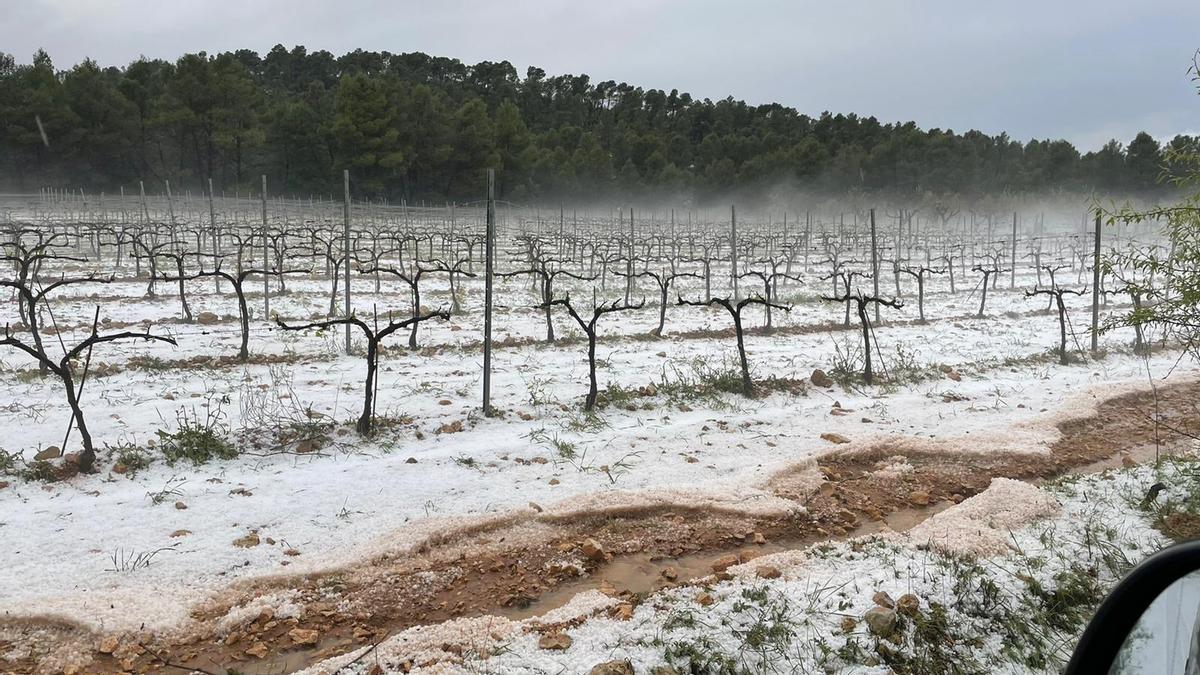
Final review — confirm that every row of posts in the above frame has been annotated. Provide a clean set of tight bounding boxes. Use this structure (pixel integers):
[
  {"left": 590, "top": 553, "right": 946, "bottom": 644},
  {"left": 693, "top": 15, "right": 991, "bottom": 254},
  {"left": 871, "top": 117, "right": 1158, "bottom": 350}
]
[
  {"left": 221, "top": 175, "right": 1107, "bottom": 414},
  {"left": 59, "top": 172, "right": 1106, "bottom": 416}
]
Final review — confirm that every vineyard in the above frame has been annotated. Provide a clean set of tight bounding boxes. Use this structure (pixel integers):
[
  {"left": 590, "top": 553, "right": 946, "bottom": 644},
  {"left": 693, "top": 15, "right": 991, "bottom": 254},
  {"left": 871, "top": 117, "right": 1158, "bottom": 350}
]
[{"left": 0, "top": 181, "right": 1196, "bottom": 674}]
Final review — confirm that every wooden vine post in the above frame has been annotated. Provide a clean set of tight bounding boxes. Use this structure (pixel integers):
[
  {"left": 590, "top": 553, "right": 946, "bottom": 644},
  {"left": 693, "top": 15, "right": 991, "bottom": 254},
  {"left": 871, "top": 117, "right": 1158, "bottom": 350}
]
[
  {"left": 343, "top": 169, "right": 352, "bottom": 354},
  {"left": 482, "top": 169, "right": 496, "bottom": 416}
]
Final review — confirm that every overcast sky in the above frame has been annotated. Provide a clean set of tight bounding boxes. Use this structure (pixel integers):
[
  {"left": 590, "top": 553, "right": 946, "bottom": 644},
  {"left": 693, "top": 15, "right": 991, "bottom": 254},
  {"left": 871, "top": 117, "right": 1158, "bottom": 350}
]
[{"left": 3, "top": 0, "right": 1197, "bottom": 151}]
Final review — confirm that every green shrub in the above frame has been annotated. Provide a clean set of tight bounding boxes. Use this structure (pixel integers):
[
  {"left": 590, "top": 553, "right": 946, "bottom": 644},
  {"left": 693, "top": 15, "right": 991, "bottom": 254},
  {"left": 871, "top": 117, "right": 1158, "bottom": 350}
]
[
  {"left": 0, "top": 449, "right": 17, "bottom": 474},
  {"left": 108, "top": 442, "right": 153, "bottom": 477},
  {"left": 18, "top": 460, "right": 60, "bottom": 482},
  {"left": 159, "top": 401, "right": 238, "bottom": 466}
]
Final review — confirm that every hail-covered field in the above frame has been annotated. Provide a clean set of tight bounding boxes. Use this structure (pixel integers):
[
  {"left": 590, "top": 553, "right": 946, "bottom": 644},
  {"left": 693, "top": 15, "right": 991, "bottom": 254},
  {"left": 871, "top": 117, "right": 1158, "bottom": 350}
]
[{"left": 0, "top": 194, "right": 1195, "bottom": 674}]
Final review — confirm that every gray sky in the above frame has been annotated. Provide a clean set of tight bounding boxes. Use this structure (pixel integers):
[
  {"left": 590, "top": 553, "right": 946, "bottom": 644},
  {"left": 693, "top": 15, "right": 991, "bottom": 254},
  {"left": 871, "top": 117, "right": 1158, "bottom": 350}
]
[{"left": 3, "top": 0, "right": 1197, "bottom": 150}]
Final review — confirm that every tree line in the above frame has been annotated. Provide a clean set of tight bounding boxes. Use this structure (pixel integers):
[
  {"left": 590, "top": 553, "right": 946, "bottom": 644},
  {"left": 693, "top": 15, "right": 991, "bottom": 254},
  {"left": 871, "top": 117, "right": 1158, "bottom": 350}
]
[{"left": 0, "top": 45, "right": 1192, "bottom": 203}]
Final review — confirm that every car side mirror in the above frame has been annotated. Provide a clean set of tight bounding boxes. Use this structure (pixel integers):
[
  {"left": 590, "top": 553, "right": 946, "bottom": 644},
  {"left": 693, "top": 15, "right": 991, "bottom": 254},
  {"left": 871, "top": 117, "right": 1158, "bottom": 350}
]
[{"left": 1067, "top": 540, "right": 1200, "bottom": 673}]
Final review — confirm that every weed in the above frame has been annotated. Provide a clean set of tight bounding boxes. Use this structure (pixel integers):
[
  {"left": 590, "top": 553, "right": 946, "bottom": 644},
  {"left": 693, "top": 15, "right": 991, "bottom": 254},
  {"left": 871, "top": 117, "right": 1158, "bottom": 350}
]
[
  {"left": 239, "top": 364, "right": 332, "bottom": 450},
  {"left": 597, "top": 450, "right": 644, "bottom": 484},
  {"left": 14, "top": 369, "right": 43, "bottom": 384},
  {"left": 0, "top": 448, "right": 17, "bottom": 474},
  {"left": 596, "top": 382, "right": 640, "bottom": 408},
  {"left": 664, "top": 636, "right": 740, "bottom": 675},
  {"left": 146, "top": 476, "right": 186, "bottom": 505},
  {"left": 18, "top": 459, "right": 60, "bottom": 482},
  {"left": 664, "top": 585, "right": 797, "bottom": 673},
  {"left": 126, "top": 355, "right": 173, "bottom": 371},
  {"left": 159, "top": 396, "right": 237, "bottom": 466},
  {"left": 527, "top": 427, "right": 578, "bottom": 461},
  {"left": 107, "top": 441, "right": 152, "bottom": 477},
  {"left": 731, "top": 586, "right": 798, "bottom": 664},
  {"left": 880, "top": 344, "right": 944, "bottom": 389},
  {"left": 650, "top": 355, "right": 747, "bottom": 406},
  {"left": 1142, "top": 456, "right": 1200, "bottom": 541},
  {"left": 524, "top": 374, "right": 554, "bottom": 406},
  {"left": 108, "top": 544, "right": 177, "bottom": 572},
  {"left": 562, "top": 409, "right": 608, "bottom": 432},
  {"left": 829, "top": 337, "right": 863, "bottom": 387}
]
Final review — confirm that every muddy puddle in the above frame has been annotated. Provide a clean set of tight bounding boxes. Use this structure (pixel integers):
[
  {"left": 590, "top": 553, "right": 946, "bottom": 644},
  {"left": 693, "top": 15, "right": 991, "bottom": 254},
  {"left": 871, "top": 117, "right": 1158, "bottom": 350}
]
[
  {"left": 1065, "top": 440, "right": 1179, "bottom": 479},
  {"left": 498, "top": 501, "right": 953, "bottom": 622},
  {"left": 241, "top": 638, "right": 353, "bottom": 675},
  {"left": 230, "top": 501, "right": 956, "bottom": 674}
]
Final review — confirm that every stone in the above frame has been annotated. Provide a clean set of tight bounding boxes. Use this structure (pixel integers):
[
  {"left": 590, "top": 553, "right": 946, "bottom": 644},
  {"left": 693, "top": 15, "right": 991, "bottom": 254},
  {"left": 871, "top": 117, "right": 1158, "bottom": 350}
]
[
  {"left": 810, "top": 369, "right": 834, "bottom": 388},
  {"left": 233, "top": 533, "right": 261, "bottom": 548},
  {"left": 196, "top": 312, "right": 220, "bottom": 325},
  {"left": 696, "top": 592, "right": 715, "bottom": 607},
  {"left": 872, "top": 591, "right": 896, "bottom": 608},
  {"left": 98, "top": 636, "right": 119, "bottom": 654},
  {"left": 34, "top": 446, "right": 62, "bottom": 461},
  {"left": 820, "top": 433, "right": 850, "bottom": 445},
  {"left": 245, "top": 642, "right": 268, "bottom": 658},
  {"left": 650, "top": 667, "right": 682, "bottom": 675},
  {"left": 908, "top": 490, "right": 931, "bottom": 506},
  {"left": 288, "top": 628, "right": 319, "bottom": 646},
  {"left": 897, "top": 593, "right": 920, "bottom": 616},
  {"left": 711, "top": 554, "right": 740, "bottom": 573},
  {"left": 661, "top": 566, "right": 678, "bottom": 581},
  {"left": 589, "top": 659, "right": 635, "bottom": 675},
  {"left": 538, "top": 633, "right": 572, "bottom": 650},
  {"left": 174, "top": 501, "right": 187, "bottom": 510},
  {"left": 170, "top": 529, "right": 192, "bottom": 538},
  {"left": 580, "top": 538, "right": 606, "bottom": 561},
  {"left": 863, "top": 606, "right": 898, "bottom": 637},
  {"left": 840, "top": 616, "right": 857, "bottom": 633},
  {"left": 752, "top": 532, "right": 766, "bottom": 545},
  {"left": 947, "top": 370, "right": 962, "bottom": 381},
  {"left": 755, "top": 565, "right": 781, "bottom": 579},
  {"left": 405, "top": 457, "right": 418, "bottom": 464}
]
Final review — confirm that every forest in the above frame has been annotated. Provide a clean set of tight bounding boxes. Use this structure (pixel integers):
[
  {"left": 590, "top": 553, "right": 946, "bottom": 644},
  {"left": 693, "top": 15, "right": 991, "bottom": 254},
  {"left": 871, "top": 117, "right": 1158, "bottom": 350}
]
[{"left": 0, "top": 44, "right": 1192, "bottom": 203}]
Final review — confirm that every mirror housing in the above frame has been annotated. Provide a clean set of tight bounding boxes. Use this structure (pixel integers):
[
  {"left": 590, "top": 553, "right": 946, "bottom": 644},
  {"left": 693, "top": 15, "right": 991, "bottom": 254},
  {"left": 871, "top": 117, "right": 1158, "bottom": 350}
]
[{"left": 1067, "top": 539, "right": 1200, "bottom": 673}]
